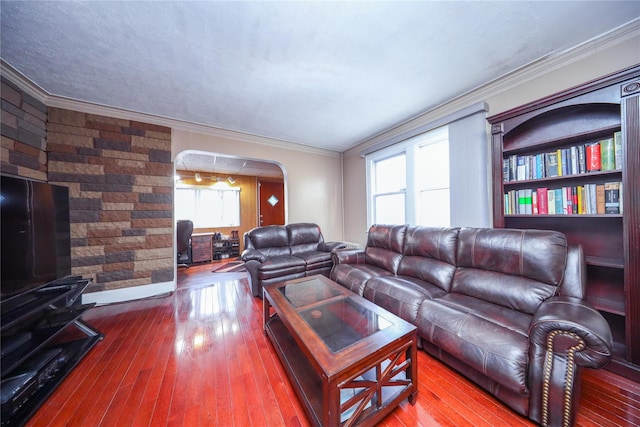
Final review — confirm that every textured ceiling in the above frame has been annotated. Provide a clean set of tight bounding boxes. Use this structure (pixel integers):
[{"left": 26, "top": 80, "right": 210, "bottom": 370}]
[
  {"left": 1, "top": 1, "right": 638, "bottom": 153},
  {"left": 175, "top": 153, "right": 284, "bottom": 178}
]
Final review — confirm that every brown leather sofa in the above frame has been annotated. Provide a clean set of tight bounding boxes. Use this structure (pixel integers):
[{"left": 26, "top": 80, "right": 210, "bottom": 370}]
[
  {"left": 241, "top": 223, "right": 346, "bottom": 297},
  {"left": 330, "top": 224, "right": 612, "bottom": 427}
]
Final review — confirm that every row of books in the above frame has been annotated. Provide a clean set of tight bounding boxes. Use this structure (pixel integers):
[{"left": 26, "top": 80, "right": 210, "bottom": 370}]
[
  {"left": 503, "top": 131, "right": 622, "bottom": 182},
  {"left": 504, "top": 182, "right": 622, "bottom": 215}
]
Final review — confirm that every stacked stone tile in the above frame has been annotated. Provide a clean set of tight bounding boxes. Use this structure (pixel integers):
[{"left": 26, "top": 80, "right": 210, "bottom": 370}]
[
  {"left": 1, "top": 77, "right": 48, "bottom": 180},
  {"left": 47, "top": 108, "right": 174, "bottom": 293}
]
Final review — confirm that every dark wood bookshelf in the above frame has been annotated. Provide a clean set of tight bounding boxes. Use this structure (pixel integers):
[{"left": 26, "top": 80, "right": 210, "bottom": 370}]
[{"left": 488, "top": 65, "right": 640, "bottom": 380}]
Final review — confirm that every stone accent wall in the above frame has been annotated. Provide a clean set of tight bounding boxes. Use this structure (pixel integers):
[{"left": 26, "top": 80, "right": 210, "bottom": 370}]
[
  {"left": 0, "top": 77, "right": 48, "bottom": 180},
  {"left": 47, "top": 108, "right": 174, "bottom": 293}
]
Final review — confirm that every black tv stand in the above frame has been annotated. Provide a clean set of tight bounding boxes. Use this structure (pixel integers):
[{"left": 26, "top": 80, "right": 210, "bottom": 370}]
[{"left": 0, "top": 278, "right": 103, "bottom": 426}]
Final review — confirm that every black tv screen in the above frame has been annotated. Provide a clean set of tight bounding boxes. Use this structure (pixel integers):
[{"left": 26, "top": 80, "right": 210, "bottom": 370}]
[{"left": 0, "top": 175, "right": 71, "bottom": 301}]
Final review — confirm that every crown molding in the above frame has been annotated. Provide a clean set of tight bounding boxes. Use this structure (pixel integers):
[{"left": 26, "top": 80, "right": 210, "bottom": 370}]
[
  {"left": 345, "top": 18, "right": 640, "bottom": 157},
  {"left": 0, "top": 61, "right": 340, "bottom": 159},
  {"left": 0, "top": 60, "right": 48, "bottom": 103}
]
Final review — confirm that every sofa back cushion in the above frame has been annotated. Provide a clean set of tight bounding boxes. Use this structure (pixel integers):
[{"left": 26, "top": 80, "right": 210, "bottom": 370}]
[
  {"left": 398, "top": 226, "right": 459, "bottom": 292},
  {"left": 365, "top": 224, "right": 407, "bottom": 275},
  {"left": 288, "top": 223, "right": 323, "bottom": 255},
  {"left": 245, "top": 225, "right": 290, "bottom": 257},
  {"left": 452, "top": 228, "right": 567, "bottom": 314}
]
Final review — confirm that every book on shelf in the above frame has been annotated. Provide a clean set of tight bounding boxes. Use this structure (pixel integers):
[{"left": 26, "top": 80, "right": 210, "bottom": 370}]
[
  {"left": 502, "top": 131, "right": 621, "bottom": 183},
  {"left": 614, "top": 131, "right": 623, "bottom": 170},
  {"left": 536, "top": 154, "right": 545, "bottom": 179},
  {"left": 604, "top": 182, "right": 620, "bottom": 214},
  {"left": 505, "top": 183, "right": 621, "bottom": 216},
  {"left": 589, "top": 184, "right": 598, "bottom": 214},
  {"left": 563, "top": 187, "right": 572, "bottom": 215},
  {"left": 537, "top": 188, "right": 548, "bottom": 214},
  {"left": 570, "top": 146, "right": 579, "bottom": 176},
  {"left": 516, "top": 156, "right": 526, "bottom": 181},
  {"left": 577, "top": 186, "right": 583, "bottom": 215},
  {"left": 620, "top": 181, "right": 623, "bottom": 214},
  {"left": 547, "top": 190, "right": 556, "bottom": 214},
  {"left": 546, "top": 151, "right": 559, "bottom": 177},
  {"left": 596, "top": 184, "right": 605, "bottom": 214},
  {"left": 557, "top": 149, "right": 564, "bottom": 176},
  {"left": 600, "top": 137, "right": 615, "bottom": 171},
  {"left": 521, "top": 189, "right": 532, "bottom": 214},
  {"left": 577, "top": 145, "right": 586, "bottom": 174},
  {"left": 502, "top": 158, "right": 510, "bottom": 182},
  {"left": 560, "top": 148, "right": 571, "bottom": 176},
  {"left": 554, "top": 188, "right": 563, "bottom": 214},
  {"left": 586, "top": 142, "right": 601, "bottom": 172}
]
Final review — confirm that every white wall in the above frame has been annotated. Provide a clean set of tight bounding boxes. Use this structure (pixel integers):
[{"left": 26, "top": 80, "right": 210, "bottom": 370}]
[
  {"left": 342, "top": 25, "right": 640, "bottom": 245},
  {"left": 171, "top": 129, "right": 344, "bottom": 242}
]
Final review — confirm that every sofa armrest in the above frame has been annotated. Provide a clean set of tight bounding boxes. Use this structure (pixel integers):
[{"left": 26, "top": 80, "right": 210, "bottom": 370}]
[
  {"left": 528, "top": 296, "right": 613, "bottom": 426},
  {"left": 319, "top": 241, "right": 347, "bottom": 252},
  {"left": 530, "top": 296, "right": 613, "bottom": 367},
  {"left": 331, "top": 248, "right": 366, "bottom": 265},
  {"left": 241, "top": 248, "right": 266, "bottom": 263}
]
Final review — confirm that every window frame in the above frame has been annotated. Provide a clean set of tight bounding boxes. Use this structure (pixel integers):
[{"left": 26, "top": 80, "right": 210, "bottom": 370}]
[
  {"left": 175, "top": 184, "right": 241, "bottom": 228},
  {"left": 366, "top": 126, "right": 449, "bottom": 228}
]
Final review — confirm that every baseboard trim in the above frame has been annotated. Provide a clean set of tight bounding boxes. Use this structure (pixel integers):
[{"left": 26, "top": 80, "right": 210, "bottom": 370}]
[{"left": 82, "top": 280, "right": 176, "bottom": 306}]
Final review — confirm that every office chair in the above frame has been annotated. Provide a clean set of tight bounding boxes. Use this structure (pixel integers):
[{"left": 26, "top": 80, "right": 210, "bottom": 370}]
[{"left": 176, "top": 219, "right": 194, "bottom": 268}]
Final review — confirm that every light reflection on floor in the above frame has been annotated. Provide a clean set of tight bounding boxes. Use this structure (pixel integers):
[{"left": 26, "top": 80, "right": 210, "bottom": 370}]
[{"left": 174, "top": 271, "right": 251, "bottom": 358}]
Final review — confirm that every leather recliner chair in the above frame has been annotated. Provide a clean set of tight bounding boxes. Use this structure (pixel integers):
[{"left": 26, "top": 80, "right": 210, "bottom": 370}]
[{"left": 241, "top": 223, "right": 345, "bottom": 297}]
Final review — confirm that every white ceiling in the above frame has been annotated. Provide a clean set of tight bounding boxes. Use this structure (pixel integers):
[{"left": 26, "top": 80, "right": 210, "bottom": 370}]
[
  {"left": 1, "top": 1, "right": 638, "bottom": 153},
  {"left": 176, "top": 153, "right": 284, "bottom": 178}
]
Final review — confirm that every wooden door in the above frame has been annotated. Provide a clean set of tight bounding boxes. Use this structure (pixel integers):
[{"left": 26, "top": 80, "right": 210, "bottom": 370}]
[{"left": 259, "top": 181, "right": 285, "bottom": 226}]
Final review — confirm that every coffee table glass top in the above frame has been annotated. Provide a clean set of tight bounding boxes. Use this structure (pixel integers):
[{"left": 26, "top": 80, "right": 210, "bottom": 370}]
[
  {"left": 299, "top": 298, "right": 393, "bottom": 353},
  {"left": 277, "top": 276, "right": 342, "bottom": 308}
]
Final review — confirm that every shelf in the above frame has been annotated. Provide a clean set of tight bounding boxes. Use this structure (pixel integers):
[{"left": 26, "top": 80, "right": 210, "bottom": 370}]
[
  {"left": 265, "top": 315, "right": 323, "bottom": 426},
  {"left": 503, "top": 124, "right": 621, "bottom": 155},
  {"left": 502, "top": 169, "right": 622, "bottom": 187},
  {"left": 1, "top": 280, "right": 90, "bottom": 333},
  {"left": 1, "top": 306, "right": 94, "bottom": 376},
  {"left": 0, "top": 277, "right": 103, "bottom": 427},
  {"left": 1, "top": 333, "right": 102, "bottom": 426},
  {"left": 600, "top": 312, "right": 626, "bottom": 359},
  {"left": 586, "top": 256, "right": 624, "bottom": 269}
]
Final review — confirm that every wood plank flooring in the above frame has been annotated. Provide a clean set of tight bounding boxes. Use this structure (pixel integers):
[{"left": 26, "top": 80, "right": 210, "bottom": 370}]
[{"left": 27, "top": 263, "right": 640, "bottom": 426}]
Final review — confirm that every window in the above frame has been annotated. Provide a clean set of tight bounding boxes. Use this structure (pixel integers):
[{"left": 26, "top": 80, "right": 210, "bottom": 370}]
[
  {"left": 175, "top": 185, "right": 240, "bottom": 228},
  {"left": 363, "top": 102, "right": 489, "bottom": 229},
  {"left": 371, "top": 153, "right": 406, "bottom": 224},
  {"left": 415, "top": 130, "right": 450, "bottom": 227},
  {"left": 366, "top": 127, "right": 449, "bottom": 227}
]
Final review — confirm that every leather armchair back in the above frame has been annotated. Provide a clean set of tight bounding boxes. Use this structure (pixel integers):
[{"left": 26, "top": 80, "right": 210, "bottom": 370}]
[
  {"left": 244, "top": 225, "right": 290, "bottom": 257},
  {"left": 176, "top": 219, "right": 193, "bottom": 263},
  {"left": 288, "top": 223, "right": 324, "bottom": 255},
  {"left": 452, "top": 228, "right": 567, "bottom": 314},
  {"left": 398, "top": 226, "right": 459, "bottom": 292},
  {"left": 365, "top": 224, "right": 407, "bottom": 275}
]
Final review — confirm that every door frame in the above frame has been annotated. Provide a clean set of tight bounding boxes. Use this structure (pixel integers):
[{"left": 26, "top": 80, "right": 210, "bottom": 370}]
[{"left": 172, "top": 149, "right": 289, "bottom": 227}]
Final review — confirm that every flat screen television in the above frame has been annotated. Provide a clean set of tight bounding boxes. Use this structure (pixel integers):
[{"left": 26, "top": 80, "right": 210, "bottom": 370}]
[{"left": 0, "top": 174, "right": 71, "bottom": 303}]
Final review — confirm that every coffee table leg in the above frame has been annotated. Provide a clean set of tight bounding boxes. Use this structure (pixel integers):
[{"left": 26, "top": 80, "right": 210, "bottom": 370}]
[
  {"left": 263, "top": 292, "right": 272, "bottom": 335},
  {"left": 407, "top": 337, "right": 418, "bottom": 405}
]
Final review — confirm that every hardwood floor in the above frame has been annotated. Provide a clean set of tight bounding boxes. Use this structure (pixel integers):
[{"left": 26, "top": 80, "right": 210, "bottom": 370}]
[{"left": 28, "top": 263, "right": 640, "bottom": 426}]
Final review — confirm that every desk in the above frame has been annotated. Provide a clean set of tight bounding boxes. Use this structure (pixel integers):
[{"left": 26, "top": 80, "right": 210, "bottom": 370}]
[{"left": 191, "top": 232, "right": 240, "bottom": 263}]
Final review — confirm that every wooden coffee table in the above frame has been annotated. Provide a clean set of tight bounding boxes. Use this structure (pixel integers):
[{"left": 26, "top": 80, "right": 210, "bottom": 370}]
[{"left": 263, "top": 275, "right": 418, "bottom": 427}]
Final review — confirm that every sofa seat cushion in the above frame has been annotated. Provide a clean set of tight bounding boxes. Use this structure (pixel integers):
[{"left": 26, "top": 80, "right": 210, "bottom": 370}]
[
  {"left": 416, "top": 293, "right": 532, "bottom": 395},
  {"left": 364, "top": 275, "right": 447, "bottom": 323},
  {"left": 331, "top": 264, "right": 392, "bottom": 296},
  {"left": 257, "top": 255, "right": 306, "bottom": 280},
  {"left": 294, "top": 251, "right": 332, "bottom": 269}
]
